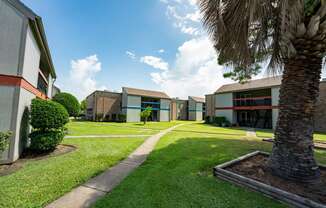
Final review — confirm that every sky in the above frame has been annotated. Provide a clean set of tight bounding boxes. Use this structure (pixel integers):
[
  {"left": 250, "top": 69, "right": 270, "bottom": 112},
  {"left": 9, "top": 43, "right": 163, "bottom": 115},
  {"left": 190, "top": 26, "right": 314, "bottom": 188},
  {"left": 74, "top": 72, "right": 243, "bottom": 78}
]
[{"left": 21, "top": 0, "right": 326, "bottom": 101}]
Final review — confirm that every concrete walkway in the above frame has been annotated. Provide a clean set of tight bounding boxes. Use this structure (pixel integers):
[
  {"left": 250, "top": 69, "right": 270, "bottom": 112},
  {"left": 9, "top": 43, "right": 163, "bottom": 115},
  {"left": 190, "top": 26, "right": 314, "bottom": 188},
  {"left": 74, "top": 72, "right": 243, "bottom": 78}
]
[
  {"left": 246, "top": 128, "right": 257, "bottom": 137},
  {"left": 46, "top": 124, "right": 185, "bottom": 208},
  {"left": 65, "top": 135, "right": 152, "bottom": 139}
]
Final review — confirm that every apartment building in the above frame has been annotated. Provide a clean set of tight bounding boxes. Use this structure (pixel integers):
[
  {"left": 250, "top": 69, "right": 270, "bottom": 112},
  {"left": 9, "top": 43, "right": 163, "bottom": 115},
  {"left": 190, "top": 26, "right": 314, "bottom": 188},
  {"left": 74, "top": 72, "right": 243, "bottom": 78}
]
[
  {"left": 0, "top": 0, "right": 56, "bottom": 163},
  {"left": 188, "top": 96, "right": 205, "bottom": 121},
  {"left": 86, "top": 88, "right": 206, "bottom": 123},
  {"left": 206, "top": 76, "right": 326, "bottom": 131}
]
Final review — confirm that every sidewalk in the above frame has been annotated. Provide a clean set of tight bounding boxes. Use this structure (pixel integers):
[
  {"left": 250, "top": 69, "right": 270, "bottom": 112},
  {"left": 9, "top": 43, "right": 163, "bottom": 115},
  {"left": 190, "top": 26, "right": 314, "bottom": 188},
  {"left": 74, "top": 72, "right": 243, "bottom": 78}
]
[{"left": 46, "top": 124, "right": 185, "bottom": 208}]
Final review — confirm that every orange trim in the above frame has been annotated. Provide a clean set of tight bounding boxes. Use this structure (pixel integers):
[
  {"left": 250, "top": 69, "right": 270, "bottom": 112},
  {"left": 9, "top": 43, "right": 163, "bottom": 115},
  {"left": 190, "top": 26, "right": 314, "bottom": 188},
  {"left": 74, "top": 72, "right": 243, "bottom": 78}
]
[
  {"left": 0, "top": 74, "right": 48, "bottom": 100},
  {"left": 216, "top": 105, "right": 279, "bottom": 110}
]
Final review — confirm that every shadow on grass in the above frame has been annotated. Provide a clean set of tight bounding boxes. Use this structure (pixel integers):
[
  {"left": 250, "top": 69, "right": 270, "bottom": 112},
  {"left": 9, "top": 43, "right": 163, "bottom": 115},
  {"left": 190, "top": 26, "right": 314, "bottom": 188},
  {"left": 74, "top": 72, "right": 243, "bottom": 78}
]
[{"left": 93, "top": 137, "right": 289, "bottom": 208}]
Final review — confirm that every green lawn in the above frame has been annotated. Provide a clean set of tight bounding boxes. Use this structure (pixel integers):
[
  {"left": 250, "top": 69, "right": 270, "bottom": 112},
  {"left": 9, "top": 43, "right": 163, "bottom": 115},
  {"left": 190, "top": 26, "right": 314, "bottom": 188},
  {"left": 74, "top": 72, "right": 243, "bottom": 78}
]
[
  {"left": 0, "top": 137, "right": 145, "bottom": 208},
  {"left": 94, "top": 123, "right": 326, "bottom": 208},
  {"left": 255, "top": 129, "right": 326, "bottom": 141},
  {"left": 66, "top": 120, "right": 185, "bottom": 136}
]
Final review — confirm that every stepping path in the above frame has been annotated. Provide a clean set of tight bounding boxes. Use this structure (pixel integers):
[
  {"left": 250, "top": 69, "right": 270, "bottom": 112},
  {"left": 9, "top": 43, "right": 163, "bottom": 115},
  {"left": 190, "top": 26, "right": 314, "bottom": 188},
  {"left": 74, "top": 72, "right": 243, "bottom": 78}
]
[
  {"left": 246, "top": 128, "right": 257, "bottom": 137},
  {"left": 46, "top": 123, "right": 186, "bottom": 208},
  {"left": 65, "top": 135, "right": 152, "bottom": 139}
]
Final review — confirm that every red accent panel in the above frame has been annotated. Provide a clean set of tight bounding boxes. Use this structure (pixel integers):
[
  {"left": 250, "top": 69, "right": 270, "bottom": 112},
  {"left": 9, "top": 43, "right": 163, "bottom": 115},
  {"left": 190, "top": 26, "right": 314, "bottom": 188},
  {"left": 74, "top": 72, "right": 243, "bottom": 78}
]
[
  {"left": 0, "top": 74, "right": 47, "bottom": 100},
  {"left": 233, "top": 96, "right": 272, "bottom": 101},
  {"left": 216, "top": 105, "right": 279, "bottom": 110}
]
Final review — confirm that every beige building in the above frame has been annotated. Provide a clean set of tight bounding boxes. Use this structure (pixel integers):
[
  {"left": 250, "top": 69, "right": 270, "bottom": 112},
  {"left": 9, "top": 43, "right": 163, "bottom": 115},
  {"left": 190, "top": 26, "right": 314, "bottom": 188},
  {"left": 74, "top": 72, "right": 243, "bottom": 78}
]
[
  {"left": 86, "top": 91, "right": 122, "bottom": 121},
  {"left": 188, "top": 96, "right": 205, "bottom": 121},
  {"left": 0, "top": 0, "right": 57, "bottom": 164},
  {"left": 206, "top": 76, "right": 326, "bottom": 131}
]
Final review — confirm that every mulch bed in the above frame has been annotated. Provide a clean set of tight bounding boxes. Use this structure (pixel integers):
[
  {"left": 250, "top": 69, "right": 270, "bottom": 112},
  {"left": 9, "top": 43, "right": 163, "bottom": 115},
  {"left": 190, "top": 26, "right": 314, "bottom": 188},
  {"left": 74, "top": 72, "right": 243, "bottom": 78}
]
[
  {"left": 225, "top": 154, "right": 326, "bottom": 205},
  {"left": 262, "top": 138, "right": 326, "bottom": 150},
  {"left": 0, "top": 144, "right": 76, "bottom": 176}
]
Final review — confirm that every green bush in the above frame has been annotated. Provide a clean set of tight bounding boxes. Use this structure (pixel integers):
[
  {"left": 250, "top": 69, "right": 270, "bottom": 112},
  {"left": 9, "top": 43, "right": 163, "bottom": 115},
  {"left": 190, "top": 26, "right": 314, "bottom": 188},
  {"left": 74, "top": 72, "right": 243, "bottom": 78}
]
[
  {"left": 118, "top": 114, "right": 126, "bottom": 122},
  {"left": 53, "top": 92, "right": 80, "bottom": 117},
  {"left": 213, "top": 116, "right": 230, "bottom": 127},
  {"left": 31, "top": 99, "right": 69, "bottom": 130},
  {"left": 205, "top": 116, "right": 211, "bottom": 124},
  {"left": 0, "top": 131, "right": 12, "bottom": 152},
  {"left": 29, "top": 130, "right": 65, "bottom": 152}
]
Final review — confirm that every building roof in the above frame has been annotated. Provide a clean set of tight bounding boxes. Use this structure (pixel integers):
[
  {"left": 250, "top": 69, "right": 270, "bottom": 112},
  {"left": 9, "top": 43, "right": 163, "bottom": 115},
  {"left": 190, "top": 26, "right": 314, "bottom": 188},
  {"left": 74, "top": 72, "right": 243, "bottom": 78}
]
[
  {"left": 123, "top": 87, "right": 170, "bottom": 99},
  {"left": 215, "top": 76, "right": 282, "bottom": 94},
  {"left": 189, "top": 96, "right": 205, "bottom": 103},
  {"left": 6, "top": 0, "right": 56, "bottom": 78}
]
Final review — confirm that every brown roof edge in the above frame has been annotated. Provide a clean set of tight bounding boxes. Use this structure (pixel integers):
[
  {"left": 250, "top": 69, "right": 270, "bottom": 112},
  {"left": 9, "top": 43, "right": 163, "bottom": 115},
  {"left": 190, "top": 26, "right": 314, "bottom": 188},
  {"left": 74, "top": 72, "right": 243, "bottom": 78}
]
[
  {"left": 189, "top": 96, "right": 205, "bottom": 103},
  {"left": 215, "top": 76, "right": 282, "bottom": 94},
  {"left": 122, "top": 87, "right": 170, "bottom": 99}
]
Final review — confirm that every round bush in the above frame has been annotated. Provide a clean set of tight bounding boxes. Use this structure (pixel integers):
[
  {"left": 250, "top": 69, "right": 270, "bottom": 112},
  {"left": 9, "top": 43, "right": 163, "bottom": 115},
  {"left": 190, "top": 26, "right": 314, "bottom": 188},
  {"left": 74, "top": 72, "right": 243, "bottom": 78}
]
[
  {"left": 53, "top": 93, "right": 80, "bottom": 117},
  {"left": 29, "top": 130, "right": 65, "bottom": 152},
  {"left": 31, "top": 99, "right": 69, "bottom": 130}
]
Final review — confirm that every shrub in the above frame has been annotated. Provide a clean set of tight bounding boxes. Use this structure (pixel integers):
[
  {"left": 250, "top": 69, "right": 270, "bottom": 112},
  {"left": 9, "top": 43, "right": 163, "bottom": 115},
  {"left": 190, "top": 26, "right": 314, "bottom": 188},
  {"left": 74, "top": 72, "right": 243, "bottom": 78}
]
[
  {"left": 29, "top": 130, "right": 65, "bottom": 152},
  {"left": 213, "top": 116, "right": 230, "bottom": 127},
  {"left": 53, "top": 92, "right": 80, "bottom": 117},
  {"left": 118, "top": 114, "right": 126, "bottom": 122},
  {"left": 205, "top": 116, "right": 211, "bottom": 124},
  {"left": 31, "top": 99, "right": 69, "bottom": 130},
  {"left": 0, "top": 131, "right": 12, "bottom": 152}
]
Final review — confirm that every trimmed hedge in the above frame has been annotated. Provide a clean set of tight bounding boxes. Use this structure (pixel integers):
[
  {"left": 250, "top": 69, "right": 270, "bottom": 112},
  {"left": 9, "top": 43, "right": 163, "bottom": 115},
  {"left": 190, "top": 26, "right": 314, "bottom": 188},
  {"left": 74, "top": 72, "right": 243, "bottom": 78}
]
[
  {"left": 53, "top": 92, "right": 80, "bottom": 117},
  {"left": 30, "top": 99, "right": 69, "bottom": 152},
  {"left": 0, "top": 131, "right": 12, "bottom": 152},
  {"left": 31, "top": 99, "right": 69, "bottom": 130},
  {"left": 29, "top": 130, "right": 65, "bottom": 153}
]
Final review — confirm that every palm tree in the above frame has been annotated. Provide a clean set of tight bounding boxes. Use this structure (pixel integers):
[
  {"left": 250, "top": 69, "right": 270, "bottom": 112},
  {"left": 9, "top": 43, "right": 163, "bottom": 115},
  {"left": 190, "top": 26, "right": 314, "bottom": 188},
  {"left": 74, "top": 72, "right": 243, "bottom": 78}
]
[{"left": 199, "top": 0, "right": 326, "bottom": 183}]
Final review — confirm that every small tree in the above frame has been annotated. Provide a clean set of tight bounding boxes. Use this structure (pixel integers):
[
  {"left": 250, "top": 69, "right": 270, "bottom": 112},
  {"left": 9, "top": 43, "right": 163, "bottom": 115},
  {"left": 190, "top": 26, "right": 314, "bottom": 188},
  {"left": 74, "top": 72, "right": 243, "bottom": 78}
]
[
  {"left": 80, "top": 100, "right": 86, "bottom": 113},
  {"left": 53, "top": 92, "right": 80, "bottom": 117},
  {"left": 140, "top": 107, "right": 152, "bottom": 125},
  {"left": 30, "top": 99, "right": 69, "bottom": 152}
]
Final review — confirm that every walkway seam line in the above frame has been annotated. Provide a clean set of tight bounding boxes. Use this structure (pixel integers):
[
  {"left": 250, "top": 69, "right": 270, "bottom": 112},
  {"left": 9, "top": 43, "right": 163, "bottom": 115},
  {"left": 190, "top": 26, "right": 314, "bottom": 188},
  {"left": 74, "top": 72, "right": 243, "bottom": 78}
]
[{"left": 46, "top": 123, "right": 186, "bottom": 208}]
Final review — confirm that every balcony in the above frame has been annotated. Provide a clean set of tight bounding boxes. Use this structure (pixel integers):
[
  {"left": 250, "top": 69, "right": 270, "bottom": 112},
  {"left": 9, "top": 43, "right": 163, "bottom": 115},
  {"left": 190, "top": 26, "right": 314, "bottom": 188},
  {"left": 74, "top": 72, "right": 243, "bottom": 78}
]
[{"left": 233, "top": 96, "right": 272, "bottom": 107}]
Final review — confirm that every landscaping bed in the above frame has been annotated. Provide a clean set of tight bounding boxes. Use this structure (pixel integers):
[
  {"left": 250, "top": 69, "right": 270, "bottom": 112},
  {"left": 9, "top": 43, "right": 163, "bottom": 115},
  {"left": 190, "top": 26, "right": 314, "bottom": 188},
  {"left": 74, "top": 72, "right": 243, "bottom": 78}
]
[
  {"left": 0, "top": 144, "right": 76, "bottom": 176},
  {"left": 215, "top": 151, "right": 326, "bottom": 208}
]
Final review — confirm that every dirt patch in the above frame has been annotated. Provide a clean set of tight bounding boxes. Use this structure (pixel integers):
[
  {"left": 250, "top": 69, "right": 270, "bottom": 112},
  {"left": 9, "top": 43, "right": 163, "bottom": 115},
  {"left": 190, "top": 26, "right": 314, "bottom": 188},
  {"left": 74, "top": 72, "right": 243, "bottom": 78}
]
[
  {"left": 262, "top": 138, "right": 326, "bottom": 150},
  {"left": 0, "top": 144, "right": 76, "bottom": 176},
  {"left": 225, "top": 154, "right": 326, "bottom": 204}
]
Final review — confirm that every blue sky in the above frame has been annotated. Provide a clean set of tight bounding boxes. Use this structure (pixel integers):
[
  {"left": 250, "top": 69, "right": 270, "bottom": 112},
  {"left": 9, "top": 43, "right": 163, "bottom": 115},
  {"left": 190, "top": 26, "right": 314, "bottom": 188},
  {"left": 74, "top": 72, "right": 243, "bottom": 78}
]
[
  {"left": 21, "top": 0, "right": 235, "bottom": 100},
  {"left": 21, "top": 0, "right": 326, "bottom": 100}
]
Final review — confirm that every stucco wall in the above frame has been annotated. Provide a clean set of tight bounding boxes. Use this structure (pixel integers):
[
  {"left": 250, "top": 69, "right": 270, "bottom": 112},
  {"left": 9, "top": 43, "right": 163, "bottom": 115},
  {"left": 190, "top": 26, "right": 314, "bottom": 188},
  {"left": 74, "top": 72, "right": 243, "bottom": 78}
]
[
  {"left": 0, "top": 0, "right": 24, "bottom": 75},
  {"left": 159, "top": 99, "right": 170, "bottom": 121},
  {"left": 188, "top": 99, "right": 196, "bottom": 121},
  {"left": 215, "top": 93, "right": 233, "bottom": 108},
  {"left": 215, "top": 109, "right": 234, "bottom": 123},
  {"left": 10, "top": 88, "right": 34, "bottom": 162},
  {"left": 271, "top": 87, "right": 280, "bottom": 129},
  {"left": 0, "top": 86, "right": 16, "bottom": 162},
  {"left": 205, "top": 94, "right": 215, "bottom": 118},
  {"left": 22, "top": 25, "right": 41, "bottom": 86},
  {"left": 215, "top": 93, "right": 233, "bottom": 123},
  {"left": 126, "top": 95, "right": 141, "bottom": 122}
]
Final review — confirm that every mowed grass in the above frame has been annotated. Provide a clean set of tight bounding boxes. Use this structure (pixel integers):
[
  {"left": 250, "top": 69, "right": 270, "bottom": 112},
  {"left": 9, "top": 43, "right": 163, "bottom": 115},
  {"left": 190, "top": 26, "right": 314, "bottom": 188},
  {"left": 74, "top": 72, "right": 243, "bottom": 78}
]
[
  {"left": 0, "top": 137, "right": 145, "bottom": 208},
  {"left": 255, "top": 129, "right": 326, "bottom": 141},
  {"left": 66, "top": 120, "right": 185, "bottom": 136},
  {"left": 95, "top": 123, "right": 326, "bottom": 208}
]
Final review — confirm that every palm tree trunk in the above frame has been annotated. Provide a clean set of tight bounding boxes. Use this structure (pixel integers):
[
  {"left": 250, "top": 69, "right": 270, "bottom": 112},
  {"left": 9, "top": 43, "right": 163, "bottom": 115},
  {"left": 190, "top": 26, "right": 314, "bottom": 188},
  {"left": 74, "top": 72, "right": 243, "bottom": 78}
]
[{"left": 268, "top": 48, "right": 322, "bottom": 183}]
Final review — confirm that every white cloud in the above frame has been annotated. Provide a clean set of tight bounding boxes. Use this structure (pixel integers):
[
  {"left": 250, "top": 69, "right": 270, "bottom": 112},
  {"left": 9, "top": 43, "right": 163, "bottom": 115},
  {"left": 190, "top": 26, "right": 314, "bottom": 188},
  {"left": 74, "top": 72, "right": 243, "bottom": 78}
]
[
  {"left": 140, "top": 56, "right": 169, "bottom": 71},
  {"left": 149, "top": 37, "right": 233, "bottom": 98},
  {"left": 65, "top": 55, "right": 107, "bottom": 100},
  {"left": 126, "top": 51, "right": 136, "bottom": 60},
  {"left": 163, "top": 1, "right": 202, "bottom": 36},
  {"left": 158, "top": 49, "right": 165, "bottom": 53}
]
